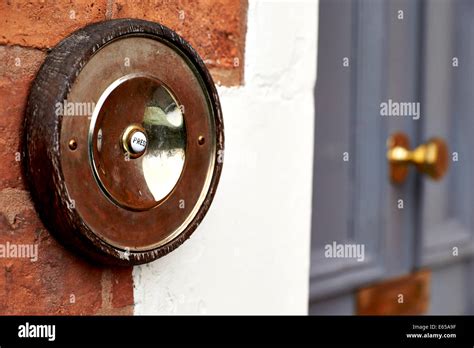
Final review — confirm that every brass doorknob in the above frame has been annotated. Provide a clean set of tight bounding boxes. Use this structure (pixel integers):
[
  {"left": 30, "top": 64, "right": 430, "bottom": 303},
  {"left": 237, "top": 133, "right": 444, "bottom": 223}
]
[{"left": 387, "top": 132, "right": 449, "bottom": 184}]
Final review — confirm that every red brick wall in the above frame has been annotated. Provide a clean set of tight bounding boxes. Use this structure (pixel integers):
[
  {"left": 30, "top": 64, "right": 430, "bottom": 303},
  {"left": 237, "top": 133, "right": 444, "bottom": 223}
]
[
  {"left": 0, "top": 0, "right": 247, "bottom": 315},
  {"left": 0, "top": 0, "right": 247, "bottom": 85}
]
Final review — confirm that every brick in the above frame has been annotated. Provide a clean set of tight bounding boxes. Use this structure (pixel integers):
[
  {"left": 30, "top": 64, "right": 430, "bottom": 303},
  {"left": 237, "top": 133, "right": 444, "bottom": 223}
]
[
  {"left": 111, "top": 267, "right": 134, "bottom": 309},
  {"left": 0, "top": 0, "right": 108, "bottom": 49},
  {"left": 0, "top": 0, "right": 247, "bottom": 86},
  {"left": 111, "top": 0, "right": 248, "bottom": 86},
  {"left": 0, "top": 189, "right": 133, "bottom": 314},
  {"left": 95, "top": 268, "right": 133, "bottom": 315},
  {"left": 0, "top": 187, "right": 104, "bottom": 314},
  {"left": 0, "top": 188, "right": 32, "bottom": 227},
  {"left": 0, "top": 46, "right": 46, "bottom": 189}
]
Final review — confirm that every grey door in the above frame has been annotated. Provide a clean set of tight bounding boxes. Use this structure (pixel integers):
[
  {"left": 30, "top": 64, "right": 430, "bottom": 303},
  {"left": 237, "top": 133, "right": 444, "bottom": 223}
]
[{"left": 310, "top": 0, "right": 474, "bottom": 315}]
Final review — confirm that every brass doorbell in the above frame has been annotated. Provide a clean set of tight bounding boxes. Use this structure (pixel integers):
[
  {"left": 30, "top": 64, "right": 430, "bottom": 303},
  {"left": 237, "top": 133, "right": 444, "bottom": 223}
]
[{"left": 24, "top": 19, "right": 224, "bottom": 265}]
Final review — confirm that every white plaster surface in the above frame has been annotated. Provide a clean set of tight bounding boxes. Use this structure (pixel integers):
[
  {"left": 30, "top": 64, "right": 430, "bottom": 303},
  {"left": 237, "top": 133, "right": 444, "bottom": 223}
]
[{"left": 133, "top": 0, "right": 318, "bottom": 315}]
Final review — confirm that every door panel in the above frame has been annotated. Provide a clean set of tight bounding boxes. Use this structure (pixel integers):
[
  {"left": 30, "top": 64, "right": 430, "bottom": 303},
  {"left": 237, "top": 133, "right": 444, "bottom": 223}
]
[
  {"left": 310, "top": 0, "right": 420, "bottom": 308},
  {"left": 311, "top": 0, "right": 387, "bottom": 301},
  {"left": 420, "top": 0, "right": 474, "bottom": 269},
  {"left": 310, "top": 0, "right": 474, "bottom": 315},
  {"left": 383, "top": 0, "right": 421, "bottom": 277},
  {"left": 418, "top": 0, "right": 474, "bottom": 314}
]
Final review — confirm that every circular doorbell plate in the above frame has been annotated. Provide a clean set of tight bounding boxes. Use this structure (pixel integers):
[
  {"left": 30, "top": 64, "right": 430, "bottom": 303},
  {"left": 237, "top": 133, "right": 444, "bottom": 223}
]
[{"left": 24, "top": 19, "right": 224, "bottom": 265}]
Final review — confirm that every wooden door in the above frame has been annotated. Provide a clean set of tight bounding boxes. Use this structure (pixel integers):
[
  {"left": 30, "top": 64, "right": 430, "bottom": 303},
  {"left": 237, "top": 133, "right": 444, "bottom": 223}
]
[{"left": 310, "top": 0, "right": 474, "bottom": 315}]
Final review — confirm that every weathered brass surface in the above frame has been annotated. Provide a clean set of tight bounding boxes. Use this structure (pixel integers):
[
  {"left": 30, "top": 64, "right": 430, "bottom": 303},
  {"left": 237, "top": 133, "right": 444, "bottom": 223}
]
[{"left": 24, "top": 19, "right": 224, "bottom": 265}]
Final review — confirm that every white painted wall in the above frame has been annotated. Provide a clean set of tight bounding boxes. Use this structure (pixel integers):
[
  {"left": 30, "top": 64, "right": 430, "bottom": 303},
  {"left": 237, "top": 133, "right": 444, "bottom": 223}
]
[{"left": 133, "top": 0, "right": 318, "bottom": 315}]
